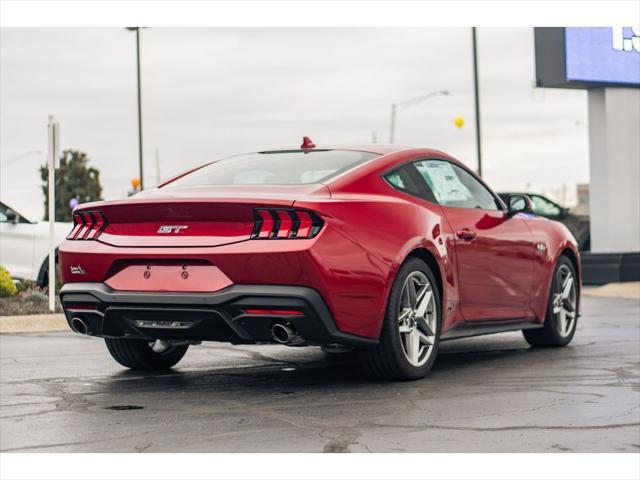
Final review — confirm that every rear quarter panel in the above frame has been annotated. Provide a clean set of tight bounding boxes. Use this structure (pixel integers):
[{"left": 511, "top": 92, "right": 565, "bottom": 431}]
[{"left": 296, "top": 150, "right": 466, "bottom": 336}]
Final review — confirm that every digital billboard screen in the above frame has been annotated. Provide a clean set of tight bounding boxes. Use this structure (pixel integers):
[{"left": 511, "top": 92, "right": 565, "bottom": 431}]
[
  {"left": 535, "top": 27, "right": 640, "bottom": 89},
  {"left": 565, "top": 27, "right": 640, "bottom": 86}
]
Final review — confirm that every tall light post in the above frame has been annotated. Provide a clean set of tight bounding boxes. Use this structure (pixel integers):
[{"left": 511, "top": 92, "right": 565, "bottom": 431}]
[
  {"left": 389, "top": 90, "right": 449, "bottom": 143},
  {"left": 126, "top": 27, "right": 145, "bottom": 189},
  {"left": 471, "top": 27, "right": 483, "bottom": 177}
]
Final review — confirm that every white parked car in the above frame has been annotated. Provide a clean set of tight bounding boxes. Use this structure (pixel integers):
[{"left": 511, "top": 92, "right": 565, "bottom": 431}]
[{"left": 0, "top": 201, "right": 72, "bottom": 287}]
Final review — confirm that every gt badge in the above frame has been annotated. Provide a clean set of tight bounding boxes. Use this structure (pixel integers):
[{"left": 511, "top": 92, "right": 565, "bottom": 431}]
[
  {"left": 157, "top": 225, "right": 189, "bottom": 234},
  {"left": 536, "top": 243, "right": 547, "bottom": 253}
]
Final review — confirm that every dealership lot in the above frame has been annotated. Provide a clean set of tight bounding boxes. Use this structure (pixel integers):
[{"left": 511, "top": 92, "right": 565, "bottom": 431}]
[{"left": 1, "top": 296, "right": 638, "bottom": 453}]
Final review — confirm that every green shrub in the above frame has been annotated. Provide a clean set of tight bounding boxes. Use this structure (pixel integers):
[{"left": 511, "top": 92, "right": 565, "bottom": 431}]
[{"left": 0, "top": 266, "right": 18, "bottom": 297}]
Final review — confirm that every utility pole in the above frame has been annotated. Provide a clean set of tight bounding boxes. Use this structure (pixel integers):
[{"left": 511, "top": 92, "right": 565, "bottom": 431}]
[
  {"left": 127, "top": 27, "right": 145, "bottom": 189},
  {"left": 472, "top": 27, "right": 483, "bottom": 177},
  {"left": 389, "top": 104, "right": 397, "bottom": 143},
  {"left": 47, "top": 115, "right": 60, "bottom": 312},
  {"left": 155, "top": 147, "right": 161, "bottom": 184}
]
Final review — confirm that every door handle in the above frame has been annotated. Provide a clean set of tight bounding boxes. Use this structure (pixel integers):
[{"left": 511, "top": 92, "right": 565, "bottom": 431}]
[{"left": 456, "top": 229, "right": 477, "bottom": 241}]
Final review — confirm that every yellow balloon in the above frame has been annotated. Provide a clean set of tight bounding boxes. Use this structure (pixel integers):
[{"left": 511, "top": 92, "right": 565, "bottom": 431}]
[
  {"left": 454, "top": 116, "right": 465, "bottom": 128},
  {"left": 131, "top": 177, "right": 141, "bottom": 189}
]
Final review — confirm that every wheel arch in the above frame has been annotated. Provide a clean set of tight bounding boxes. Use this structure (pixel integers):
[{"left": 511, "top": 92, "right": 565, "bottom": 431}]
[
  {"left": 555, "top": 243, "right": 581, "bottom": 291},
  {"left": 406, "top": 247, "right": 443, "bottom": 305},
  {"left": 36, "top": 248, "right": 59, "bottom": 288},
  {"left": 374, "top": 242, "right": 446, "bottom": 339},
  {"left": 560, "top": 247, "right": 579, "bottom": 278},
  {"left": 558, "top": 246, "right": 581, "bottom": 305},
  {"left": 538, "top": 244, "right": 581, "bottom": 322}
]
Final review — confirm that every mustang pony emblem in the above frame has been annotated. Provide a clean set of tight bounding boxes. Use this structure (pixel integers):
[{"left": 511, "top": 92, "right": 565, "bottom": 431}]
[
  {"left": 157, "top": 225, "right": 189, "bottom": 234},
  {"left": 70, "top": 265, "right": 86, "bottom": 275}
]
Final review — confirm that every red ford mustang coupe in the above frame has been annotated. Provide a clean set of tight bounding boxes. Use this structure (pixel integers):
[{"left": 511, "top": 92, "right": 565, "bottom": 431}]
[{"left": 59, "top": 141, "right": 580, "bottom": 380}]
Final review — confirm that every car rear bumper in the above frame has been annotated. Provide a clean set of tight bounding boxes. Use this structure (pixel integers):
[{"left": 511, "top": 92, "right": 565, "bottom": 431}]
[{"left": 59, "top": 283, "right": 378, "bottom": 347}]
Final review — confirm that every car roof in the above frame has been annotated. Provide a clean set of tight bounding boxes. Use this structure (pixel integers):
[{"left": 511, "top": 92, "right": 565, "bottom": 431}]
[
  {"left": 259, "top": 144, "right": 420, "bottom": 156},
  {"left": 159, "top": 144, "right": 470, "bottom": 190},
  {"left": 321, "top": 144, "right": 417, "bottom": 155}
]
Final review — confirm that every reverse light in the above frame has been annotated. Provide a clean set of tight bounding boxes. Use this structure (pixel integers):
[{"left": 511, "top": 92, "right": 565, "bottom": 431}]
[
  {"left": 67, "top": 211, "right": 108, "bottom": 240},
  {"left": 251, "top": 209, "right": 323, "bottom": 240}
]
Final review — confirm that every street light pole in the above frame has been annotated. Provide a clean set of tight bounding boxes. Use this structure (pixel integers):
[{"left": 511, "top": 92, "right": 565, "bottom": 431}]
[
  {"left": 389, "top": 104, "right": 397, "bottom": 143},
  {"left": 127, "top": 27, "right": 145, "bottom": 189},
  {"left": 472, "top": 27, "right": 483, "bottom": 177},
  {"left": 389, "top": 90, "right": 449, "bottom": 144}
]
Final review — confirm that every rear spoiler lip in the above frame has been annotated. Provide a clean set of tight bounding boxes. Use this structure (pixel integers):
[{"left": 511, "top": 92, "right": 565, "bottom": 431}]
[{"left": 74, "top": 185, "right": 331, "bottom": 213}]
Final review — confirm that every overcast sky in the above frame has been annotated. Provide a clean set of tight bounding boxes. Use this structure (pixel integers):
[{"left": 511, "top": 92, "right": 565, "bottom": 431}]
[{"left": 1, "top": 27, "right": 589, "bottom": 221}]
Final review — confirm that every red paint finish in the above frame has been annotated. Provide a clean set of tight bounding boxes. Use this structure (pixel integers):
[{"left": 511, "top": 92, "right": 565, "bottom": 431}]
[
  {"left": 60, "top": 146, "right": 579, "bottom": 341},
  {"left": 441, "top": 207, "right": 535, "bottom": 321}
]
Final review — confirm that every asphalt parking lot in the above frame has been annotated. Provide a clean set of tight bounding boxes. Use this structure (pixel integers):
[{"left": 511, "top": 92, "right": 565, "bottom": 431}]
[{"left": 1, "top": 296, "right": 638, "bottom": 453}]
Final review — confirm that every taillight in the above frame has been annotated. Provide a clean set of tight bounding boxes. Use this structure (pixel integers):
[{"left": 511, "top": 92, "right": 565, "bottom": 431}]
[
  {"left": 67, "top": 211, "right": 108, "bottom": 240},
  {"left": 251, "top": 209, "right": 323, "bottom": 239}
]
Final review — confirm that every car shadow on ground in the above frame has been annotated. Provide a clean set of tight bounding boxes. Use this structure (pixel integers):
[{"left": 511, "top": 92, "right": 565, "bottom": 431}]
[{"left": 96, "top": 340, "right": 541, "bottom": 401}]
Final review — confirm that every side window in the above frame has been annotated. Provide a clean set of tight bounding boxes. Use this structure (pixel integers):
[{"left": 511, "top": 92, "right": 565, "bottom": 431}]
[
  {"left": 384, "top": 165, "right": 422, "bottom": 196},
  {"left": 414, "top": 159, "right": 499, "bottom": 210},
  {"left": 531, "top": 195, "right": 561, "bottom": 216},
  {"left": 0, "top": 204, "right": 7, "bottom": 223}
]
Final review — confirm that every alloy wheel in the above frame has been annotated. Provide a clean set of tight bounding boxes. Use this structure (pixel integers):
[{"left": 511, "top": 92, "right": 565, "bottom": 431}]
[
  {"left": 551, "top": 264, "right": 577, "bottom": 337},
  {"left": 397, "top": 271, "right": 437, "bottom": 367}
]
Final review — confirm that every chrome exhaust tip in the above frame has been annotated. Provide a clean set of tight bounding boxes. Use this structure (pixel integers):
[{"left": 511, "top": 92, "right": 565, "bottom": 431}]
[
  {"left": 271, "top": 323, "right": 305, "bottom": 346},
  {"left": 271, "top": 323, "right": 293, "bottom": 344},
  {"left": 71, "top": 317, "right": 89, "bottom": 335}
]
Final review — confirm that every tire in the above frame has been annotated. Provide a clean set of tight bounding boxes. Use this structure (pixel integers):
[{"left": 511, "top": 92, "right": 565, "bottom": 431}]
[
  {"left": 359, "top": 257, "right": 441, "bottom": 381},
  {"left": 37, "top": 253, "right": 59, "bottom": 289},
  {"left": 105, "top": 338, "right": 189, "bottom": 370},
  {"left": 523, "top": 255, "right": 578, "bottom": 347}
]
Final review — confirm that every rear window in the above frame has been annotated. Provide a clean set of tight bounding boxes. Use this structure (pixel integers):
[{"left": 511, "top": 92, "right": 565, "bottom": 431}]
[{"left": 165, "top": 150, "right": 378, "bottom": 187}]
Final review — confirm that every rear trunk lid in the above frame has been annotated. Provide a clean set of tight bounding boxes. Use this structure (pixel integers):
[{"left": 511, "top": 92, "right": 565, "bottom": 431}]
[{"left": 83, "top": 184, "right": 329, "bottom": 247}]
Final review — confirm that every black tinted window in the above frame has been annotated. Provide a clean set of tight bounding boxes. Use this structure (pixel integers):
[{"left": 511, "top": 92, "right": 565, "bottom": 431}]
[
  {"left": 384, "top": 165, "right": 422, "bottom": 196},
  {"left": 166, "top": 150, "right": 377, "bottom": 187}
]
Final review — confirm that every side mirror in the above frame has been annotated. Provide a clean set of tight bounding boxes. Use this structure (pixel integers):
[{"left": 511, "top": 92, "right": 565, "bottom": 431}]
[
  {"left": 6, "top": 209, "right": 18, "bottom": 224},
  {"left": 507, "top": 195, "right": 533, "bottom": 215}
]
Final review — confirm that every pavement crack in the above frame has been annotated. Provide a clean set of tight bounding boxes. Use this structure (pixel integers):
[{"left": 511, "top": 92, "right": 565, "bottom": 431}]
[
  {"left": 373, "top": 421, "right": 640, "bottom": 433},
  {"left": 134, "top": 442, "right": 153, "bottom": 453},
  {"left": 0, "top": 431, "right": 151, "bottom": 453}
]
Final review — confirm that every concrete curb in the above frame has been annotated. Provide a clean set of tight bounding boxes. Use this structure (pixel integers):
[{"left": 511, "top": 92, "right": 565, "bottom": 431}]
[
  {"left": 0, "top": 313, "right": 68, "bottom": 334},
  {"left": 583, "top": 282, "right": 640, "bottom": 300}
]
